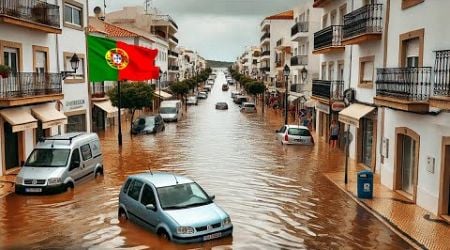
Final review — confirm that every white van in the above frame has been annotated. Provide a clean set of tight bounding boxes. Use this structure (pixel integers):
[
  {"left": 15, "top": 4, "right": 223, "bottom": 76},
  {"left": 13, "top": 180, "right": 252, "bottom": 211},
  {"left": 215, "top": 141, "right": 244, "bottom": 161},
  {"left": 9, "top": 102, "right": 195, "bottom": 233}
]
[
  {"left": 160, "top": 100, "right": 182, "bottom": 122},
  {"left": 15, "top": 133, "right": 104, "bottom": 194}
]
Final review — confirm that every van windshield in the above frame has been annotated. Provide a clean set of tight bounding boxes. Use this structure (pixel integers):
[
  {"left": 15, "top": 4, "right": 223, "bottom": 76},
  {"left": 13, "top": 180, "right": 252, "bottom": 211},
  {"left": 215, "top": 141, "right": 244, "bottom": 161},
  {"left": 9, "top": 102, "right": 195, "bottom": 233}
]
[
  {"left": 160, "top": 107, "right": 177, "bottom": 114},
  {"left": 25, "top": 149, "right": 71, "bottom": 167}
]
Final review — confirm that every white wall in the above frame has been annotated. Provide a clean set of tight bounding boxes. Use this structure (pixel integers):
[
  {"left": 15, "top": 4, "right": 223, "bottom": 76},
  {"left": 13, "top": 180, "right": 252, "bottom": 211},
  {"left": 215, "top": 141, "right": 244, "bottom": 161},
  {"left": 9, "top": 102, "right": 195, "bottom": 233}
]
[{"left": 269, "top": 19, "right": 294, "bottom": 78}]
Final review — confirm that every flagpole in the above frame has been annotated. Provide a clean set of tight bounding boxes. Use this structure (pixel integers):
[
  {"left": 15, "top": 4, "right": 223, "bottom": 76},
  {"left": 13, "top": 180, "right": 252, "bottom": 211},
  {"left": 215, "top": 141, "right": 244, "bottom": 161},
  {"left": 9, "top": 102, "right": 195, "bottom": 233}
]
[{"left": 117, "top": 80, "right": 122, "bottom": 146}]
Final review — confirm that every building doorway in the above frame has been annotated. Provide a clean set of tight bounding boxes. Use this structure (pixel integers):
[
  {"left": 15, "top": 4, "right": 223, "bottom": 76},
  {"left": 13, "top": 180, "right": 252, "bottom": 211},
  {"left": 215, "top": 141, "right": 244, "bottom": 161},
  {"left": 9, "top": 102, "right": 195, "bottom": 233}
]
[
  {"left": 439, "top": 138, "right": 450, "bottom": 219},
  {"left": 395, "top": 128, "right": 419, "bottom": 201},
  {"left": 360, "top": 118, "right": 375, "bottom": 167},
  {"left": 4, "top": 122, "right": 19, "bottom": 170}
]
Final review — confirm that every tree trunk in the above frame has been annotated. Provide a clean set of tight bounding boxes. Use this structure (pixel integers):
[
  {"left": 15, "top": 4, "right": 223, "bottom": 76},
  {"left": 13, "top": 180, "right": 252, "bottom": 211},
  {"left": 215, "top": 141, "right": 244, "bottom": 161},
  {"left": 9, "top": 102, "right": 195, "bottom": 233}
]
[{"left": 130, "top": 108, "right": 136, "bottom": 134}]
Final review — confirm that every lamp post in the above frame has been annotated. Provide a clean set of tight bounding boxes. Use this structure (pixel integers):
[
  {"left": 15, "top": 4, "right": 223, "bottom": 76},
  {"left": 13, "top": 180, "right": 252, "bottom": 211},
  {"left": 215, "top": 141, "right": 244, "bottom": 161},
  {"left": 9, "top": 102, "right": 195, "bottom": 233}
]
[
  {"left": 176, "top": 73, "right": 180, "bottom": 82},
  {"left": 283, "top": 64, "right": 290, "bottom": 125},
  {"left": 158, "top": 69, "right": 162, "bottom": 110},
  {"left": 300, "top": 66, "right": 308, "bottom": 84}
]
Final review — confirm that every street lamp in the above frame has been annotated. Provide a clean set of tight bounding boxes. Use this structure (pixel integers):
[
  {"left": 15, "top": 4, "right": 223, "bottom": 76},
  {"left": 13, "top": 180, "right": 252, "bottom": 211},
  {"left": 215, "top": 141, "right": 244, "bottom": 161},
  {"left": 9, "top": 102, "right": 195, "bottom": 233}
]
[
  {"left": 283, "top": 64, "right": 290, "bottom": 125},
  {"left": 176, "top": 73, "right": 180, "bottom": 82},
  {"left": 158, "top": 69, "right": 162, "bottom": 108},
  {"left": 300, "top": 66, "right": 308, "bottom": 83},
  {"left": 61, "top": 53, "right": 80, "bottom": 79}
]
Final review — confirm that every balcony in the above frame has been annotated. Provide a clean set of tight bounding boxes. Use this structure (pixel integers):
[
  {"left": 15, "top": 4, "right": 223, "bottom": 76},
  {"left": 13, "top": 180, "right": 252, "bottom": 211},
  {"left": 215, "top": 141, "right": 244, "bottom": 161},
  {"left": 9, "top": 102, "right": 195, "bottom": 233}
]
[
  {"left": 168, "top": 65, "right": 179, "bottom": 71},
  {"left": 0, "top": 72, "right": 63, "bottom": 107},
  {"left": 261, "top": 50, "right": 270, "bottom": 58},
  {"left": 313, "top": 25, "right": 344, "bottom": 54},
  {"left": 260, "top": 66, "right": 270, "bottom": 72},
  {"left": 374, "top": 67, "right": 431, "bottom": 113},
  {"left": 312, "top": 80, "right": 344, "bottom": 103},
  {"left": 290, "top": 84, "right": 306, "bottom": 93},
  {"left": 260, "top": 19, "right": 270, "bottom": 31},
  {"left": 168, "top": 50, "right": 179, "bottom": 58},
  {"left": 0, "top": 0, "right": 61, "bottom": 34},
  {"left": 291, "top": 55, "right": 308, "bottom": 66},
  {"left": 260, "top": 32, "right": 270, "bottom": 44},
  {"left": 430, "top": 50, "right": 450, "bottom": 109},
  {"left": 342, "top": 4, "right": 383, "bottom": 45},
  {"left": 291, "top": 21, "right": 309, "bottom": 41},
  {"left": 169, "top": 35, "right": 178, "bottom": 44},
  {"left": 91, "top": 83, "right": 114, "bottom": 101},
  {"left": 313, "top": 0, "right": 333, "bottom": 8}
]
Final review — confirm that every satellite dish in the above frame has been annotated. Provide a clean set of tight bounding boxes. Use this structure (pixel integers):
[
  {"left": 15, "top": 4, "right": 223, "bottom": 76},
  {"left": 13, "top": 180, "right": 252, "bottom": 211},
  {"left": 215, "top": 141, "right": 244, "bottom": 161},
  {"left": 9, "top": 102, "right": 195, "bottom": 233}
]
[{"left": 93, "top": 6, "right": 102, "bottom": 15}]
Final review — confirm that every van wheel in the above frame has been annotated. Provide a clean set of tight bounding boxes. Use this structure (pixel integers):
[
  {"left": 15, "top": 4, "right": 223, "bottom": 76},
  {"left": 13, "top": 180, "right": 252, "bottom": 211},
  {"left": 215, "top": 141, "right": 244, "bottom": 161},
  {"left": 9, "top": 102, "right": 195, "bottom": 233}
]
[
  {"left": 118, "top": 208, "right": 128, "bottom": 222},
  {"left": 66, "top": 182, "right": 74, "bottom": 192},
  {"left": 158, "top": 229, "right": 170, "bottom": 240},
  {"left": 95, "top": 168, "right": 104, "bottom": 178}
]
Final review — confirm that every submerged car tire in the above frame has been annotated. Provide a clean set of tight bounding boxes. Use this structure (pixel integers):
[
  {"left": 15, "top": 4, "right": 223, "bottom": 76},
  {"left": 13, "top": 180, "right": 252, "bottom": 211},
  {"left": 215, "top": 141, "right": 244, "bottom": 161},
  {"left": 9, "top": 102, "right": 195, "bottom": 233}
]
[
  {"left": 95, "top": 168, "right": 104, "bottom": 178},
  {"left": 158, "top": 229, "right": 170, "bottom": 240},
  {"left": 118, "top": 208, "right": 128, "bottom": 222},
  {"left": 66, "top": 182, "right": 74, "bottom": 192}
]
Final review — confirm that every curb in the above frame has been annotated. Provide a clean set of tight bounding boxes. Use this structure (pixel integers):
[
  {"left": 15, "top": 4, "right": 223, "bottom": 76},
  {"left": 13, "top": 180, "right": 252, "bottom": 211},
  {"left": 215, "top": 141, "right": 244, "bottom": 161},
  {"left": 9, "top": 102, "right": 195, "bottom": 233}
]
[{"left": 325, "top": 174, "right": 426, "bottom": 250}]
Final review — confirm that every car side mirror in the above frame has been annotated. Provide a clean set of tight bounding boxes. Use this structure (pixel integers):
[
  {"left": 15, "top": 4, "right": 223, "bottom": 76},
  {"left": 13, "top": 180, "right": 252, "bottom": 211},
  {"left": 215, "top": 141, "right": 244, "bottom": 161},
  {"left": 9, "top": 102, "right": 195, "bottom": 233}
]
[
  {"left": 146, "top": 204, "right": 156, "bottom": 211},
  {"left": 209, "top": 194, "right": 216, "bottom": 201}
]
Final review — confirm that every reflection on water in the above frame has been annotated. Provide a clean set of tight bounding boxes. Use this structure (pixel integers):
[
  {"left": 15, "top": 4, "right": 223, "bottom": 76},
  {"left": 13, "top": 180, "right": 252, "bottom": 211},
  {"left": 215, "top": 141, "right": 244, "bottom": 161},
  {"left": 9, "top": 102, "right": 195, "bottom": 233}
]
[{"left": 0, "top": 70, "right": 410, "bottom": 249}]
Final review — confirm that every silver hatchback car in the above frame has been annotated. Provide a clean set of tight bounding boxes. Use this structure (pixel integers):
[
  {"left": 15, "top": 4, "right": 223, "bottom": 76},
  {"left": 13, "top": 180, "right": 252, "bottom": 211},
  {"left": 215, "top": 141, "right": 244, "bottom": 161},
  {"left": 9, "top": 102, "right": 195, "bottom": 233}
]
[
  {"left": 118, "top": 173, "right": 233, "bottom": 243},
  {"left": 276, "top": 125, "right": 314, "bottom": 145}
]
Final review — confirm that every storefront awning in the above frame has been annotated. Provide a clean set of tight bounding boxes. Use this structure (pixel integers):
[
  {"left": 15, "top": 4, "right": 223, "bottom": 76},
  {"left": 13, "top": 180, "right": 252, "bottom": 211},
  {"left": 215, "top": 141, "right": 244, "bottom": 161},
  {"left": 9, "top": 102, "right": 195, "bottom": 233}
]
[
  {"left": 0, "top": 108, "right": 37, "bottom": 132},
  {"left": 338, "top": 103, "right": 375, "bottom": 128},
  {"left": 32, "top": 105, "right": 67, "bottom": 129},
  {"left": 304, "top": 99, "right": 316, "bottom": 108},
  {"left": 154, "top": 89, "right": 173, "bottom": 99},
  {"left": 94, "top": 100, "right": 118, "bottom": 118}
]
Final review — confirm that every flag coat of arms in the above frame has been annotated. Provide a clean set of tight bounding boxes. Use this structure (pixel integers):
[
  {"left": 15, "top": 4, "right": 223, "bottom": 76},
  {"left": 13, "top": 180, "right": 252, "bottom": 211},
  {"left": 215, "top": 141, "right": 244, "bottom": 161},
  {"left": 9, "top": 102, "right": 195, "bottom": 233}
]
[{"left": 88, "top": 35, "right": 160, "bottom": 81}]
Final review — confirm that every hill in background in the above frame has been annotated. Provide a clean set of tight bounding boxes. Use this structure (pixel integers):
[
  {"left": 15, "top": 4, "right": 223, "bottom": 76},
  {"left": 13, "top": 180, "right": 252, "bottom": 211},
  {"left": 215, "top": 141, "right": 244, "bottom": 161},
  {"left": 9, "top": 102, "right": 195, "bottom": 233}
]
[{"left": 207, "top": 60, "right": 233, "bottom": 68}]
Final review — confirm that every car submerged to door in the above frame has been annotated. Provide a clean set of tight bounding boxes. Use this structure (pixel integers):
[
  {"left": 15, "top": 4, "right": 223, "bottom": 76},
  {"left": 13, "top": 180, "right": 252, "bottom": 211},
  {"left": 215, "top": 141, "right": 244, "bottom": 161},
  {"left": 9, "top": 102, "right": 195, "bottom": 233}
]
[
  {"left": 15, "top": 133, "right": 104, "bottom": 194},
  {"left": 118, "top": 173, "right": 233, "bottom": 243},
  {"left": 276, "top": 125, "right": 314, "bottom": 145},
  {"left": 131, "top": 115, "right": 165, "bottom": 135}
]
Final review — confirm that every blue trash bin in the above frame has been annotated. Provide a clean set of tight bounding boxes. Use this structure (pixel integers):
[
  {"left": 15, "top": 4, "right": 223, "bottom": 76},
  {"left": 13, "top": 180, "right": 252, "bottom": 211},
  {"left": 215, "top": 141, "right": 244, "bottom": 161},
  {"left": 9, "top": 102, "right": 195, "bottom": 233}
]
[{"left": 357, "top": 170, "right": 373, "bottom": 199}]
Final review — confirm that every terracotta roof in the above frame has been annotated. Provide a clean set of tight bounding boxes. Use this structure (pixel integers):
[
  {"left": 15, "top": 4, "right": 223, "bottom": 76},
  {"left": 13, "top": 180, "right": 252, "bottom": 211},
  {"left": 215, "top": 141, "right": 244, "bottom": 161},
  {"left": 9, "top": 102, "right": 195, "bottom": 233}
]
[
  {"left": 88, "top": 24, "right": 107, "bottom": 34},
  {"left": 88, "top": 16, "right": 154, "bottom": 43},
  {"left": 265, "top": 10, "right": 294, "bottom": 20}
]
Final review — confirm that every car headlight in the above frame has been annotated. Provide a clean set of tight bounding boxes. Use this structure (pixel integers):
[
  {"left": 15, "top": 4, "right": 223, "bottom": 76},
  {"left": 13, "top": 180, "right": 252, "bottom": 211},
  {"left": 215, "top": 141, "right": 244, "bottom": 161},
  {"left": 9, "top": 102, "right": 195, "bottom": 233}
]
[
  {"left": 47, "top": 177, "right": 62, "bottom": 185},
  {"left": 223, "top": 217, "right": 232, "bottom": 226},
  {"left": 176, "top": 226, "right": 195, "bottom": 234},
  {"left": 15, "top": 176, "right": 23, "bottom": 185}
]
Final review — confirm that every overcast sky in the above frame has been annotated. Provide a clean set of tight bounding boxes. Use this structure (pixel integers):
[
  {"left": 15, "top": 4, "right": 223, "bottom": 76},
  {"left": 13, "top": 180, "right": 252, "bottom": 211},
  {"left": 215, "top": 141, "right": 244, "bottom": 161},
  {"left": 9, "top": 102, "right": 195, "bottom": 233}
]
[{"left": 89, "top": 0, "right": 304, "bottom": 62}]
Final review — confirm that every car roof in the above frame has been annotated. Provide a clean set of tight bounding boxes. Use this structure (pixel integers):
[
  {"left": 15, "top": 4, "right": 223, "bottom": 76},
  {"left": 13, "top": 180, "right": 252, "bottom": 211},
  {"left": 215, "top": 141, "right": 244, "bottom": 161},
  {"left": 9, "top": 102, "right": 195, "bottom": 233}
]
[
  {"left": 36, "top": 133, "right": 98, "bottom": 149},
  {"left": 242, "top": 102, "right": 255, "bottom": 105},
  {"left": 286, "top": 125, "right": 309, "bottom": 130},
  {"left": 130, "top": 172, "right": 193, "bottom": 188}
]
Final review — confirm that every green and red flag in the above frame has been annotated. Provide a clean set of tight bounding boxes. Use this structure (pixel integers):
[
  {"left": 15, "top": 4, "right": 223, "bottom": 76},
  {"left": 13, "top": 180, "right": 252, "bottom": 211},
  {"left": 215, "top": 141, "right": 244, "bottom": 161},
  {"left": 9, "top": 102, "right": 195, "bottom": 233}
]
[{"left": 87, "top": 35, "right": 160, "bottom": 81}]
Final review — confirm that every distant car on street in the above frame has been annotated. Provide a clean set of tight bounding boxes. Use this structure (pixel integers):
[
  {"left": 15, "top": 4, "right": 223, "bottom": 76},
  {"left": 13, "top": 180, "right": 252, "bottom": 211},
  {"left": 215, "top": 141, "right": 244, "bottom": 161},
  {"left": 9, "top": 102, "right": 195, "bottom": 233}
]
[
  {"left": 203, "top": 85, "right": 211, "bottom": 92},
  {"left": 207, "top": 80, "right": 214, "bottom": 85},
  {"left": 222, "top": 84, "right": 229, "bottom": 91},
  {"left": 187, "top": 96, "right": 198, "bottom": 105},
  {"left": 239, "top": 102, "right": 256, "bottom": 113},
  {"left": 197, "top": 91, "right": 208, "bottom": 99},
  {"left": 230, "top": 91, "right": 241, "bottom": 99},
  {"left": 275, "top": 125, "right": 314, "bottom": 145},
  {"left": 131, "top": 115, "right": 165, "bottom": 135},
  {"left": 118, "top": 173, "right": 233, "bottom": 243},
  {"left": 233, "top": 95, "right": 249, "bottom": 104},
  {"left": 215, "top": 102, "right": 228, "bottom": 110},
  {"left": 227, "top": 79, "right": 235, "bottom": 85}
]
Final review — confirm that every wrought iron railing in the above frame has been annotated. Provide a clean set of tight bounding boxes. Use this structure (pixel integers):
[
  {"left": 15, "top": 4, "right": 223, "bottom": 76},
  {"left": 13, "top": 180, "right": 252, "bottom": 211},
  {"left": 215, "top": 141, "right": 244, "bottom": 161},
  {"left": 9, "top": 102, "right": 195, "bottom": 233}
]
[
  {"left": 0, "top": 72, "right": 62, "bottom": 98},
  {"left": 291, "top": 21, "right": 309, "bottom": 36},
  {"left": 314, "top": 25, "right": 343, "bottom": 50},
  {"left": 312, "top": 80, "right": 344, "bottom": 100},
  {"left": 168, "top": 50, "right": 179, "bottom": 57},
  {"left": 261, "top": 51, "right": 270, "bottom": 57},
  {"left": 0, "top": 0, "right": 60, "bottom": 28},
  {"left": 291, "top": 55, "right": 308, "bottom": 66},
  {"left": 343, "top": 4, "right": 383, "bottom": 40},
  {"left": 169, "top": 35, "right": 178, "bottom": 44},
  {"left": 260, "top": 32, "right": 270, "bottom": 42},
  {"left": 169, "top": 65, "right": 179, "bottom": 71},
  {"left": 434, "top": 50, "right": 450, "bottom": 96},
  {"left": 376, "top": 67, "right": 432, "bottom": 101}
]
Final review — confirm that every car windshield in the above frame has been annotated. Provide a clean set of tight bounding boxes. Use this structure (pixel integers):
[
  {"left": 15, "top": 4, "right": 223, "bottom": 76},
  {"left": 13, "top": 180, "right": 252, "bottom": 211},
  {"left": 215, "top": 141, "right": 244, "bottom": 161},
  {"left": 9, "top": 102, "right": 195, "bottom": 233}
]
[
  {"left": 288, "top": 128, "right": 311, "bottom": 136},
  {"left": 25, "top": 149, "right": 71, "bottom": 167},
  {"left": 160, "top": 107, "right": 177, "bottom": 114},
  {"left": 157, "top": 182, "right": 212, "bottom": 210},
  {"left": 145, "top": 117, "right": 155, "bottom": 125},
  {"left": 188, "top": 97, "right": 196, "bottom": 100}
]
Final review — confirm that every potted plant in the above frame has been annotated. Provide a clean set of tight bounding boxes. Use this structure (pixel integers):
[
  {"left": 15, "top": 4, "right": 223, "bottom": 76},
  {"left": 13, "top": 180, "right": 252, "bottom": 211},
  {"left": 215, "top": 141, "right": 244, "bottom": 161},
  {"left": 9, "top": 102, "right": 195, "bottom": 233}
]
[{"left": 0, "top": 65, "right": 11, "bottom": 78}]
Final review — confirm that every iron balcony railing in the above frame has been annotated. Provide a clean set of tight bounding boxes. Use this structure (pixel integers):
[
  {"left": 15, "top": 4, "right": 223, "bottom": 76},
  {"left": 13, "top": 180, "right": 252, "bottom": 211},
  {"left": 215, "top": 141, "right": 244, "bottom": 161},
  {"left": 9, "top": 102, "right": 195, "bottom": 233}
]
[
  {"left": 343, "top": 4, "right": 383, "bottom": 40},
  {"left": 0, "top": 72, "right": 62, "bottom": 98},
  {"left": 168, "top": 18, "right": 178, "bottom": 30},
  {"left": 0, "top": 0, "right": 60, "bottom": 28},
  {"left": 434, "top": 50, "right": 450, "bottom": 96},
  {"left": 376, "top": 67, "right": 432, "bottom": 101},
  {"left": 169, "top": 65, "right": 179, "bottom": 71},
  {"left": 259, "top": 66, "right": 270, "bottom": 72},
  {"left": 260, "top": 32, "right": 270, "bottom": 42},
  {"left": 312, "top": 80, "right": 344, "bottom": 100},
  {"left": 261, "top": 50, "right": 270, "bottom": 57},
  {"left": 168, "top": 50, "right": 179, "bottom": 57},
  {"left": 291, "top": 21, "right": 309, "bottom": 36},
  {"left": 291, "top": 55, "right": 308, "bottom": 66},
  {"left": 169, "top": 35, "right": 178, "bottom": 44},
  {"left": 314, "top": 25, "right": 343, "bottom": 50}
]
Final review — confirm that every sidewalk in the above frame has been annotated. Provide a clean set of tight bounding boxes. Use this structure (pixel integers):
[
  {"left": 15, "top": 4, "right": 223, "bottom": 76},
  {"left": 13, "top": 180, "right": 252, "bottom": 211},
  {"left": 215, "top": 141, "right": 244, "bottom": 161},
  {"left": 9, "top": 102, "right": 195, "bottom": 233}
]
[
  {"left": 0, "top": 170, "right": 17, "bottom": 198},
  {"left": 325, "top": 166, "right": 450, "bottom": 250}
]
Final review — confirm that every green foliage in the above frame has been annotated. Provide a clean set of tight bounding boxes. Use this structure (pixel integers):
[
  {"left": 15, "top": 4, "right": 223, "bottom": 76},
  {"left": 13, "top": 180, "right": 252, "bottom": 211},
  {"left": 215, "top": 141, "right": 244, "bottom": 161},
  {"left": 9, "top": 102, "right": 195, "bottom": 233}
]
[
  {"left": 0, "top": 64, "right": 11, "bottom": 74},
  {"left": 169, "top": 81, "right": 190, "bottom": 97},
  {"left": 247, "top": 81, "right": 265, "bottom": 96}
]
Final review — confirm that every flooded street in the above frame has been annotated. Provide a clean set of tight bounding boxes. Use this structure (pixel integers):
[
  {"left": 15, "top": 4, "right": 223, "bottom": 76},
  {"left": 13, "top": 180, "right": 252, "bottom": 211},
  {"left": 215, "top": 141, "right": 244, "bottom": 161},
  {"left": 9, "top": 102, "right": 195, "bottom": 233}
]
[{"left": 0, "top": 70, "right": 411, "bottom": 249}]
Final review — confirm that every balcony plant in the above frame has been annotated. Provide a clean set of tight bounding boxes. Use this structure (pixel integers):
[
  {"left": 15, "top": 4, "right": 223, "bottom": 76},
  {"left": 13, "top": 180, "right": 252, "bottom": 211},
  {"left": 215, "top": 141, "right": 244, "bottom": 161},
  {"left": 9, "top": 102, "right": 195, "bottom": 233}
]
[{"left": 0, "top": 65, "right": 11, "bottom": 78}]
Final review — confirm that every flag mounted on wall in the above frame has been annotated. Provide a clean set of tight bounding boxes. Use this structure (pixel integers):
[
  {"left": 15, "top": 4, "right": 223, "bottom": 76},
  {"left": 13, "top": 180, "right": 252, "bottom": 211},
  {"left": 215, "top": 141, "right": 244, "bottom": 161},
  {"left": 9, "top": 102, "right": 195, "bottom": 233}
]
[{"left": 87, "top": 35, "right": 160, "bottom": 81}]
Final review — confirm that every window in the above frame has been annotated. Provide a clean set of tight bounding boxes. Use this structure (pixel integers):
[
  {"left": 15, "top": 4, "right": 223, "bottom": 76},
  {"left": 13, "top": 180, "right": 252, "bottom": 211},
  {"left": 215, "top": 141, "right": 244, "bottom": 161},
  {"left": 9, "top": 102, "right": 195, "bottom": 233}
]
[
  {"left": 35, "top": 51, "right": 47, "bottom": 73},
  {"left": 64, "top": 3, "right": 82, "bottom": 26},
  {"left": 66, "top": 114, "right": 87, "bottom": 132},
  {"left": 141, "top": 184, "right": 156, "bottom": 206},
  {"left": 127, "top": 180, "right": 144, "bottom": 201},
  {"left": 80, "top": 144, "right": 92, "bottom": 161},
  {"left": 359, "top": 56, "right": 375, "bottom": 86},
  {"left": 123, "top": 179, "right": 132, "bottom": 193},
  {"left": 64, "top": 52, "right": 85, "bottom": 83},
  {"left": 69, "top": 149, "right": 80, "bottom": 171},
  {"left": 3, "top": 47, "right": 19, "bottom": 74}
]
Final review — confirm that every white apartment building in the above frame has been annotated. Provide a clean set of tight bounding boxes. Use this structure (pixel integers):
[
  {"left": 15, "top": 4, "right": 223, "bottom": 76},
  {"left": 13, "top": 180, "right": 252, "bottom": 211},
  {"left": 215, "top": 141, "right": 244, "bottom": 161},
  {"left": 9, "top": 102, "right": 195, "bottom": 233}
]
[
  {"left": 239, "top": 46, "right": 260, "bottom": 78},
  {"left": 0, "top": 0, "right": 90, "bottom": 176}
]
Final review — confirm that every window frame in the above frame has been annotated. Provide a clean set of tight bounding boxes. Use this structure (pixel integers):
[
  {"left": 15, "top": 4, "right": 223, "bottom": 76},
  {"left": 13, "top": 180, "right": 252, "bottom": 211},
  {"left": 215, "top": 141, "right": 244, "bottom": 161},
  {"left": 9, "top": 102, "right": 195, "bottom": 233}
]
[
  {"left": 140, "top": 184, "right": 157, "bottom": 207},
  {"left": 63, "top": 52, "right": 85, "bottom": 84},
  {"left": 80, "top": 144, "right": 92, "bottom": 161},
  {"left": 127, "top": 179, "right": 144, "bottom": 201},
  {"left": 358, "top": 55, "right": 375, "bottom": 88},
  {"left": 63, "top": 0, "right": 84, "bottom": 31}
]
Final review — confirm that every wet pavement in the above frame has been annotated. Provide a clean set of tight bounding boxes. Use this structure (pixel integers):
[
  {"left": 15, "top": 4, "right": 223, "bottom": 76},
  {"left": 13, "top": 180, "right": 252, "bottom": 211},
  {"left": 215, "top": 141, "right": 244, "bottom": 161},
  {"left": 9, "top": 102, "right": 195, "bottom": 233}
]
[{"left": 0, "top": 70, "right": 412, "bottom": 249}]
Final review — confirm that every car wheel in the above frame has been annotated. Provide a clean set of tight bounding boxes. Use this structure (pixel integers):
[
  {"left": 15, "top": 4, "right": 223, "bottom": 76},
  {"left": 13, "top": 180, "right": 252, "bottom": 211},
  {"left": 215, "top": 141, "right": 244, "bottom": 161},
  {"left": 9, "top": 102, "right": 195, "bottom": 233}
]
[
  {"left": 158, "top": 229, "right": 170, "bottom": 241},
  {"left": 162, "top": 126, "right": 165, "bottom": 131},
  {"left": 66, "top": 182, "right": 74, "bottom": 192},
  {"left": 95, "top": 168, "right": 104, "bottom": 178},
  {"left": 118, "top": 208, "right": 128, "bottom": 222}
]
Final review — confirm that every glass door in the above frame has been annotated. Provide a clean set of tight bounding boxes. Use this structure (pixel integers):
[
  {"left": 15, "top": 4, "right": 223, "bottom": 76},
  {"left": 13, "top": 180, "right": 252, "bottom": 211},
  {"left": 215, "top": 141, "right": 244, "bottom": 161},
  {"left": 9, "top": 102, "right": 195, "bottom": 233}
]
[
  {"left": 4, "top": 47, "right": 19, "bottom": 74},
  {"left": 400, "top": 135, "right": 416, "bottom": 195},
  {"left": 361, "top": 118, "right": 374, "bottom": 167},
  {"left": 4, "top": 123, "right": 19, "bottom": 170}
]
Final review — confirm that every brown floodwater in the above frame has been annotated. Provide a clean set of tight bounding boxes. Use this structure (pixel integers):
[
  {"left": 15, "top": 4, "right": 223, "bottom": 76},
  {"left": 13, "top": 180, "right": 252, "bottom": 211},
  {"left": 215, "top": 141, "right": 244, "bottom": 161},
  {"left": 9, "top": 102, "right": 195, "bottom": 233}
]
[{"left": 0, "top": 70, "right": 411, "bottom": 249}]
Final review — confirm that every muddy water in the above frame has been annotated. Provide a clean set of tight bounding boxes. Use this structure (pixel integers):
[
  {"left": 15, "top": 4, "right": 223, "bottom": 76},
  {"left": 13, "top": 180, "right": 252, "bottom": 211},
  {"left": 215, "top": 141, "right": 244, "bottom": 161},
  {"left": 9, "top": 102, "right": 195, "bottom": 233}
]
[{"left": 0, "top": 70, "right": 410, "bottom": 249}]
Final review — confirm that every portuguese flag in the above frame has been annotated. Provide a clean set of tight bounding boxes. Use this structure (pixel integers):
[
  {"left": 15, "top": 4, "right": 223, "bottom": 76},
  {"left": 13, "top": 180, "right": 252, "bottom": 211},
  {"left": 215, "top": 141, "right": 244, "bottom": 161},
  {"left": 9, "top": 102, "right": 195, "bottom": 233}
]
[{"left": 88, "top": 35, "right": 160, "bottom": 81}]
